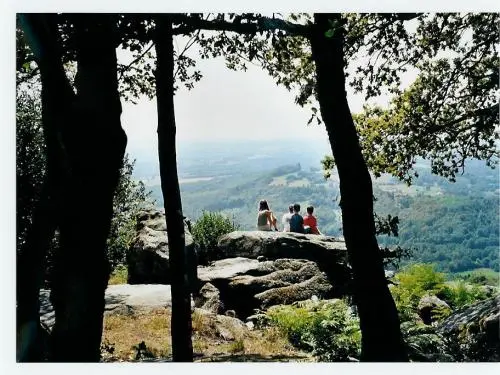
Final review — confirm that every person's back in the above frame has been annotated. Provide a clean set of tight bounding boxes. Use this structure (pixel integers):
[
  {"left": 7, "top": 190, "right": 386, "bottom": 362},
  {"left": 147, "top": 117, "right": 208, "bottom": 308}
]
[
  {"left": 257, "top": 199, "right": 278, "bottom": 231},
  {"left": 257, "top": 210, "right": 270, "bottom": 230},
  {"left": 282, "top": 204, "right": 294, "bottom": 232},
  {"left": 289, "top": 203, "right": 304, "bottom": 233},
  {"left": 303, "top": 206, "right": 321, "bottom": 235}
]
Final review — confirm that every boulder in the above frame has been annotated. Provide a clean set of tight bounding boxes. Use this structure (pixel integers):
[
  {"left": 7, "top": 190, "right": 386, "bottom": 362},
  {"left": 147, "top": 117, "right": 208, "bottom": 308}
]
[
  {"left": 40, "top": 285, "right": 194, "bottom": 330},
  {"left": 217, "top": 231, "right": 348, "bottom": 269},
  {"left": 437, "top": 294, "right": 499, "bottom": 334},
  {"left": 197, "top": 257, "right": 261, "bottom": 283},
  {"left": 126, "top": 209, "right": 197, "bottom": 288},
  {"left": 255, "top": 274, "right": 333, "bottom": 308},
  {"left": 197, "top": 257, "right": 346, "bottom": 318},
  {"left": 195, "top": 282, "right": 224, "bottom": 314},
  {"left": 193, "top": 308, "right": 247, "bottom": 342},
  {"left": 437, "top": 294, "right": 500, "bottom": 361},
  {"left": 417, "top": 295, "right": 451, "bottom": 325}
]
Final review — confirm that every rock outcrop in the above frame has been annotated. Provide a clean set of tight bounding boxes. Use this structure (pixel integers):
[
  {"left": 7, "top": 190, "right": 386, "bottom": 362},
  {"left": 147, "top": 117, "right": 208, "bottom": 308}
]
[
  {"left": 437, "top": 294, "right": 500, "bottom": 361},
  {"left": 126, "top": 209, "right": 197, "bottom": 287},
  {"left": 195, "top": 282, "right": 224, "bottom": 314},
  {"left": 197, "top": 257, "right": 348, "bottom": 318},
  {"left": 217, "top": 231, "right": 348, "bottom": 267},
  {"left": 126, "top": 215, "right": 352, "bottom": 318},
  {"left": 40, "top": 285, "right": 194, "bottom": 329},
  {"left": 417, "top": 295, "right": 451, "bottom": 325}
]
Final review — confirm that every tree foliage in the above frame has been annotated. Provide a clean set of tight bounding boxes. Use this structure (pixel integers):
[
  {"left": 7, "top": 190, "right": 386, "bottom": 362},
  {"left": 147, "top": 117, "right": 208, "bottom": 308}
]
[
  {"left": 16, "top": 75, "right": 151, "bottom": 273},
  {"left": 195, "top": 13, "right": 498, "bottom": 183}
]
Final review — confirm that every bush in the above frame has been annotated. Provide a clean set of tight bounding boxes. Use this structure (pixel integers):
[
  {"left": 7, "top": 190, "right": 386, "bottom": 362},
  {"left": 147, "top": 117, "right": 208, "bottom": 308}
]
[
  {"left": 440, "top": 281, "right": 488, "bottom": 309},
  {"left": 266, "top": 299, "right": 361, "bottom": 361},
  {"left": 192, "top": 211, "right": 240, "bottom": 264},
  {"left": 390, "top": 263, "right": 448, "bottom": 322},
  {"left": 108, "top": 265, "right": 128, "bottom": 285}
]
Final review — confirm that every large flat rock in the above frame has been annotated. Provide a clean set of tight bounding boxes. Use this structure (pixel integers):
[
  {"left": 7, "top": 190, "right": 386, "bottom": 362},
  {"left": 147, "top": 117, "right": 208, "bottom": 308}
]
[
  {"left": 197, "top": 257, "right": 260, "bottom": 283},
  {"left": 40, "top": 284, "right": 183, "bottom": 329},
  {"left": 217, "top": 231, "right": 347, "bottom": 268}
]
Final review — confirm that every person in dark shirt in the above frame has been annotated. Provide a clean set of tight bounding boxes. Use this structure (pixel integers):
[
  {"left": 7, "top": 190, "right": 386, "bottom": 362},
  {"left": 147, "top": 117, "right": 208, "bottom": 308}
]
[{"left": 289, "top": 203, "right": 304, "bottom": 233}]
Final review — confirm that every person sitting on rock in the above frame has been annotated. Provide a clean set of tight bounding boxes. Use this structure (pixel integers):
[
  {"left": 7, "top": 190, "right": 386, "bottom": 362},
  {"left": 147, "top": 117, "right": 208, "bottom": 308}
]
[
  {"left": 303, "top": 205, "right": 322, "bottom": 235},
  {"left": 289, "top": 203, "right": 304, "bottom": 233},
  {"left": 281, "top": 204, "right": 294, "bottom": 232},
  {"left": 257, "top": 199, "right": 278, "bottom": 231}
]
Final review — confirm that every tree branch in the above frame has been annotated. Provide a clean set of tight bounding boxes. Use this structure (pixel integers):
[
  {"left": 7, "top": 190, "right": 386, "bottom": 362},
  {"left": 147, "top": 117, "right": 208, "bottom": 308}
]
[
  {"left": 171, "top": 14, "right": 311, "bottom": 38},
  {"left": 380, "top": 13, "right": 423, "bottom": 22},
  {"left": 118, "top": 41, "right": 154, "bottom": 81}
]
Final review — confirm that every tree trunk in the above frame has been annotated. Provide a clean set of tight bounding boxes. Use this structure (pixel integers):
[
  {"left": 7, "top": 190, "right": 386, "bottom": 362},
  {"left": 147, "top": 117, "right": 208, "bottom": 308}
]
[
  {"left": 310, "top": 13, "right": 408, "bottom": 361},
  {"left": 48, "top": 15, "right": 127, "bottom": 361},
  {"left": 154, "top": 16, "right": 194, "bottom": 362},
  {"left": 16, "top": 14, "right": 75, "bottom": 362}
]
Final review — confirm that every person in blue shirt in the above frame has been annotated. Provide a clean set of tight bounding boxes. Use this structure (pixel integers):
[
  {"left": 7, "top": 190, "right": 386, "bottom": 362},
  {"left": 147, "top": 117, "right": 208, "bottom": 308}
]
[{"left": 289, "top": 203, "right": 304, "bottom": 233}]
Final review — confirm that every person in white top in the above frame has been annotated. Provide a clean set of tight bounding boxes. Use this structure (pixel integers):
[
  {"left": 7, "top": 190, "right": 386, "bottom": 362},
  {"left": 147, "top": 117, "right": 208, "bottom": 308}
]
[{"left": 281, "top": 204, "right": 294, "bottom": 232}]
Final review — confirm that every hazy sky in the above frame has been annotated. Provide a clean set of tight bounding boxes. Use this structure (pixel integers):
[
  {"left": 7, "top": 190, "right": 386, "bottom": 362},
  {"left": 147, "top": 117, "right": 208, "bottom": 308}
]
[
  {"left": 120, "top": 52, "right": 332, "bottom": 154},
  {"left": 118, "top": 37, "right": 390, "bottom": 156}
]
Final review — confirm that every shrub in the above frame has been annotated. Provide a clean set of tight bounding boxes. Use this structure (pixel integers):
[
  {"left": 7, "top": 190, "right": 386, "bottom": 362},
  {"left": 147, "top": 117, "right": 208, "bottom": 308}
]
[
  {"left": 266, "top": 299, "right": 361, "bottom": 361},
  {"left": 108, "top": 265, "right": 128, "bottom": 285},
  {"left": 439, "top": 280, "right": 488, "bottom": 309},
  {"left": 390, "top": 263, "right": 447, "bottom": 322},
  {"left": 192, "top": 211, "right": 240, "bottom": 264}
]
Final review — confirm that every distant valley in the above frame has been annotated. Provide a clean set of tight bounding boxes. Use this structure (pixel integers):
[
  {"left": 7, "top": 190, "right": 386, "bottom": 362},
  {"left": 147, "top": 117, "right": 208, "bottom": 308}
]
[{"left": 130, "top": 139, "right": 500, "bottom": 274}]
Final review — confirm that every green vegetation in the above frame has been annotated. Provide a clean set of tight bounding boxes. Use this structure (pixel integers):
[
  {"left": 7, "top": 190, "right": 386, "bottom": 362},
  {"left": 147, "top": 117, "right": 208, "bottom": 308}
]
[
  {"left": 390, "top": 264, "right": 449, "bottom": 322},
  {"left": 108, "top": 265, "right": 128, "bottom": 285},
  {"left": 16, "top": 81, "right": 152, "bottom": 281},
  {"left": 148, "top": 156, "right": 499, "bottom": 274},
  {"left": 107, "top": 156, "right": 152, "bottom": 270},
  {"left": 390, "top": 264, "right": 490, "bottom": 322},
  {"left": 266, "top": 299, "right": 361, "bottom": 361},
  {"left": 451, "top": 268, "right": 500, "bottom": 287},
  {"left": 191, "top": 211, "right": 240, "bottom": 264},
  {"left": 377, "top": 190, "right": 499, "bottom": 272}
]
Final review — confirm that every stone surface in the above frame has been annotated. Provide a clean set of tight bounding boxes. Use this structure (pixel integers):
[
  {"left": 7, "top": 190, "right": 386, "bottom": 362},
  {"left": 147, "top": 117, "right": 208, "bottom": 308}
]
[
  {"left": 196, "top": 257, "right": 346, "bottom": 318},
  {"left": 197, "top": 257, "right": 260, "bottom": 283},
  {"left": 417, "top": 295, "right": 451, "bottom": 325},
  {"left": 126, "top": 209, "right": 197, "bottom": 287},
  {"left": 437, "top": 294, "right": 500, "bottom": 361},
  {"left": 194, "top": 308, "right": 247, "bottom": 341},
  {"left": 255, "top": 274, "right": 334, "bottom": 308},
  {"left": 217, "top": 231, "right": 348, "bottom": 269},
  {"left": 437, "top": 294, "right": 500, "bottom": 334},
  {"left": 195, "top": 282, "right": 224, "bottom": 314},
  {"left": 39, "top": 284, "right": 192, "bottom": 329}
]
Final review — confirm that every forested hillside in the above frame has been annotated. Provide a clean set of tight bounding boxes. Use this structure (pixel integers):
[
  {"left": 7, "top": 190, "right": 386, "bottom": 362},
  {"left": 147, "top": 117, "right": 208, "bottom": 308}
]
[{"left": 140, "top": 143, "right": 499, "bottom": 274}]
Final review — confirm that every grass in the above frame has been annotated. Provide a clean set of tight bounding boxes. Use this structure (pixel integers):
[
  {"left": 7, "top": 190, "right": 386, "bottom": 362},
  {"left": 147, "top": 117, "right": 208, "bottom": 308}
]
[
  {"left": 103, "top": 308, "right": 172, "bottom": 360},
  {"left": 108, "top": 265, "right": 128, "bottom": 285},
  {"left": 102, "top": 308, "right": 311, "bottom": 362}
]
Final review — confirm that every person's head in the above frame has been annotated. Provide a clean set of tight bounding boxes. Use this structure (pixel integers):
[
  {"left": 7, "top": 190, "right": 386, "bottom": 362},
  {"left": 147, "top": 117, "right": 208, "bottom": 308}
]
[
  {"left": 288, "top": 204, "right": 294, "bottom": 213},
  {"left": 293, "top": 203, "right": 301, "bottom": 213},
  {"left": 307, "top": 206, "right": 314, "bottom": 215},
  {"left": 259, "top": 199, "right": 269, "bottom": 211}
]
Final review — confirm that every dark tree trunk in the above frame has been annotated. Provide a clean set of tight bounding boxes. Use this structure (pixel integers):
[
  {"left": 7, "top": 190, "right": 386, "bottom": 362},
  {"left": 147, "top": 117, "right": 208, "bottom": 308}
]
[
  {"left": 154, "top": 16, "right": 194, "bottom": 362},
  {"left": 16, "top": 14, "right": 75, "bottom": 362},
  {"left": 309, "top": 13, "right": 408, "bottom": 361},
  {"left": 48, "top": 15, "right": 127, "bottom": 361}
]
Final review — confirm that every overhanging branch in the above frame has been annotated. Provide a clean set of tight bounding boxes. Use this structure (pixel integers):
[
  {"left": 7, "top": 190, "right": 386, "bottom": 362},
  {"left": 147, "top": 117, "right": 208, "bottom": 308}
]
[{"left": 171, "top": 14, "right": 311, "bottom": 38}]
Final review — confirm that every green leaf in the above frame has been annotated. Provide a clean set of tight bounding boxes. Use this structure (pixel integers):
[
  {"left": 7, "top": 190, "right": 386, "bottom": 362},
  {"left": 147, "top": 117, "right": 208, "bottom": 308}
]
[{"left": 324, "top": 29, "right": 335, "bottom": 38}]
